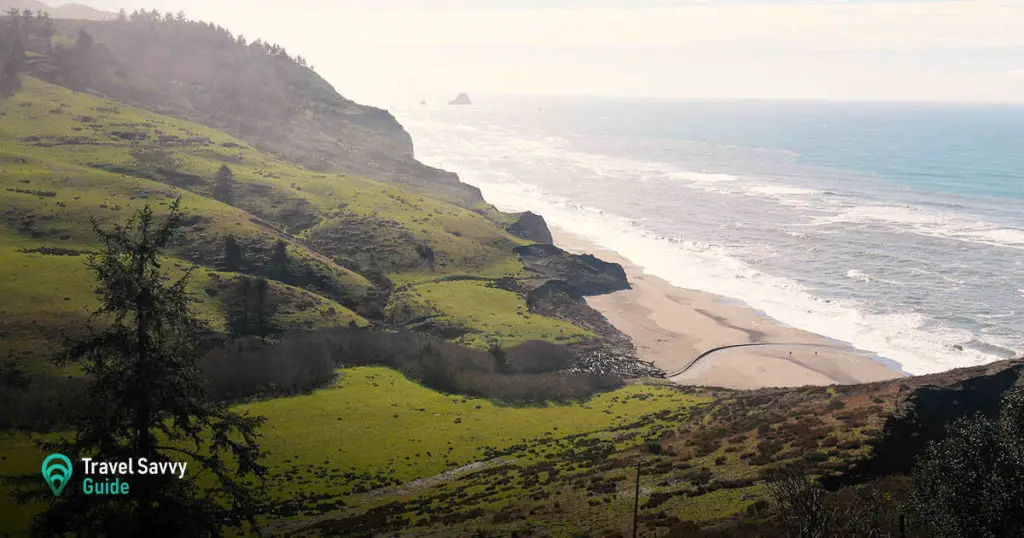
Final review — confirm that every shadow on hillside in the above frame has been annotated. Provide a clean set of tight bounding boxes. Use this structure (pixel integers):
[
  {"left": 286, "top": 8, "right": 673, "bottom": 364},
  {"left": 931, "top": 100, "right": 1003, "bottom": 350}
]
[{"left": 201, "top": 328, "right": 625, "bottom": 405}]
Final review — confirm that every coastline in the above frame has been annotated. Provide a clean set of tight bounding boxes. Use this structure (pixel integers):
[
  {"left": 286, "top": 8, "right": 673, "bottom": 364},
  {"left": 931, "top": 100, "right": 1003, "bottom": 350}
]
[{"left": 550, "top": 227, "right": 906, "bottom": 390}]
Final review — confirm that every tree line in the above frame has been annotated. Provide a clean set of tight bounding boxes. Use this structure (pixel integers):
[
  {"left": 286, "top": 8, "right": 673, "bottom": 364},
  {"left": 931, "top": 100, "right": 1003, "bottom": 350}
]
[
  {"left": 0, "top": 8, "right": 55, "bottom": 95},
  {"left": 116, "top": 8, "right": 310, "bottom": 68}
]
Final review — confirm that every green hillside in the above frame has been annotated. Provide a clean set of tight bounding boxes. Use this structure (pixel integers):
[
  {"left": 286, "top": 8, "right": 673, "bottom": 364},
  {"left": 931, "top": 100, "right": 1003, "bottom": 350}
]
[
  {"left": 0, "top": 76, "right": 569, "bottom": 370},
  {"left": 37, "top": 10, "right": 489, "bottom": 209},
  {"left": 3, "top": 9, "right": 1022, "bottom": 538},
  {"left": 0, "top": 15, "right": 636, "bottom": 532}
]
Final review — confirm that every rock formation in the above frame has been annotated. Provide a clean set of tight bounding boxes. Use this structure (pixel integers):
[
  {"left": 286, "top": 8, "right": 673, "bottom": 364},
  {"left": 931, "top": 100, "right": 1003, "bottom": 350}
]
[
  {"left": 507, "top": 211, "right": 553, "bottom": 244},
  {"left": 514, "top": 244, "right": 629, "bottom": 297},
  {"left": 448, "top": 92, "right": 472, "bottom": 105}
]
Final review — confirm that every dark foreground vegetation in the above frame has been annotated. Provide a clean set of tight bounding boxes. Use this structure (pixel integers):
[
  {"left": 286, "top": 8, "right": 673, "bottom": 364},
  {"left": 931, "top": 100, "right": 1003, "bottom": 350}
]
[
  {"left": 7, "top": 201, "right": 265, "bottom": 536},
  {"left": 202, "top": 329, "right": 623, "bottom": 404},
  {"left": 2, "top": 6, "right": 1023, "bottom": 537},
  {"left": 307, "top": 365, "right": 1023, "bottom": 538},
  {"left": 2, "top": 327, "right": 625, "bottom": 432},
  {"left": 749, "top": 385, "right": 1024, "bottom": 538}
]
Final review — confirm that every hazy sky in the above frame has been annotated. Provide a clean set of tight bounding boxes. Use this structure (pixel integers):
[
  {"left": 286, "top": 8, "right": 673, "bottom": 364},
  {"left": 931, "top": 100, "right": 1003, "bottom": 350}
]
[{"left": 51, "top": 0, "right": 1024, "bottom": 105}]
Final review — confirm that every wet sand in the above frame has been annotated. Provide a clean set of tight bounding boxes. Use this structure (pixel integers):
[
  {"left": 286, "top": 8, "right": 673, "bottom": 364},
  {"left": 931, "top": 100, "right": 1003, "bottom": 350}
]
[{"left": 551, "top": 228, "right": 904, "bottom": 390}]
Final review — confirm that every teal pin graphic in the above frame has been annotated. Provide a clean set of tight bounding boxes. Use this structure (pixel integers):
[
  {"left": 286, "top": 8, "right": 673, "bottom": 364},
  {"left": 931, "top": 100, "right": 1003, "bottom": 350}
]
[{"left": 41, "top": 453, "right": 73, "bottom": 496}]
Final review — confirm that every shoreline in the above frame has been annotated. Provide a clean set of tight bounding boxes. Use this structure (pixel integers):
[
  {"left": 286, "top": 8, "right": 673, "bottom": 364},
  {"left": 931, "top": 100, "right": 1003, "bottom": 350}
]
[{"left": 550, "top": 227, "right": 906, "bottom": 390}]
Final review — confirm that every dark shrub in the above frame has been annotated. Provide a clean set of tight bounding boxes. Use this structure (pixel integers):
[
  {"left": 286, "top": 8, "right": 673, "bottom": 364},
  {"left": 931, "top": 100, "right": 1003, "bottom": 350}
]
[
  {"left": 200, "top": 328, "right": 624, "bottom": 404},
  {"left": 503, "top": 340, "right": 575, "bottom": 374}
]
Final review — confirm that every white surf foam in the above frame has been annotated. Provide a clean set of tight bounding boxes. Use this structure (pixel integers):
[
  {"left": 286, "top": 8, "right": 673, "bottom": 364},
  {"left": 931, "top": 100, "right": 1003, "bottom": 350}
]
[
  {"left": 846, "top": 269, "right": 903, "bottom": 287},
  {"left": 396, "top": 111, "right": 1019, "bottom": 375},
  {"left": 442, "top": 167, "right": 1004, "bottom": 375},
  {"left": 814, "top": 204, "right": 1024, "bottom": 250},
  {"left": 666, "top": 171, "right": 739, "bottom": 183},
  {"left": 846, "top": 269, "right": 872, "bottom": 283}
]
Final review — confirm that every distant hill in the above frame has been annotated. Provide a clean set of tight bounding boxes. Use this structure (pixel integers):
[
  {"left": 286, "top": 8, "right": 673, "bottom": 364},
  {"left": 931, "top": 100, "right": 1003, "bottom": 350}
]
[
  {"left": 0, "top": 0, "right": 115, "bottom": 20},
  {"left": 17, "top": 11, "right": 488, "bottom": 209}
]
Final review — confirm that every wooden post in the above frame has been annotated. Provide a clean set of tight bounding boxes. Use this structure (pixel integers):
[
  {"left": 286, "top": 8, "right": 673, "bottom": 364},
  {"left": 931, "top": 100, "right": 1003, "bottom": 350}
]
[{"left": 632, "top": 459, "right": 641, "bottom": 538}]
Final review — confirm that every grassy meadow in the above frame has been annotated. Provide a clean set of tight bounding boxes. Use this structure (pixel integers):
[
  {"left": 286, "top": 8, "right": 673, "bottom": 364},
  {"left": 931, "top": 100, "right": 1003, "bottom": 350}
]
[{"left": 0, "top": 367, "right": 710, "bottom": 534}]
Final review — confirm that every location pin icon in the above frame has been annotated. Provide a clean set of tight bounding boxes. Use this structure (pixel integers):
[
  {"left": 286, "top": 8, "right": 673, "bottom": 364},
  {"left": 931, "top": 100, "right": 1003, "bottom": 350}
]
[{"left": 41, "top": 454, "right": 73, "bottom": 496}]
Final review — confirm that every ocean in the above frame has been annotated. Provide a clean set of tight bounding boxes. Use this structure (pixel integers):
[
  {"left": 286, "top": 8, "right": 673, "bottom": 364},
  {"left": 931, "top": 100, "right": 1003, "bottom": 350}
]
[{"left": 390, "top": 95, "right": 1024, "bottom": 375}]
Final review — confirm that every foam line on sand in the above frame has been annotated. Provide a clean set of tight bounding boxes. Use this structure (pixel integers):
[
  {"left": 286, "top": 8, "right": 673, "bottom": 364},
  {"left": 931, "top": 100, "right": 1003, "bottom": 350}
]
[{"left": 551, "top": 227, "right": 905, "bottom": 390}]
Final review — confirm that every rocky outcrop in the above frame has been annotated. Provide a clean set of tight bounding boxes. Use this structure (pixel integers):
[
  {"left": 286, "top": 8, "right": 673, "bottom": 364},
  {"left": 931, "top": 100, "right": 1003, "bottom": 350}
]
[
  {"left": 513, "top": 246, "right": 647, "bottom": 377},
  {"left": 507, "top": 211, "right": 553, "bottom": 244},
  {"left": 448, "top": 93, "right": 472, "bottom": 105},
  {"left": 514, "top": 244, "right": 629, "bottom": 297},
  {"left": 569, "top": 350, "right": 663, "bottom": 378},
  {"left": 527, "top": 281, "right": 631, "bottom": 350},
  {"left": 525, "top": 280, "right": 660, "bottom": 378}
]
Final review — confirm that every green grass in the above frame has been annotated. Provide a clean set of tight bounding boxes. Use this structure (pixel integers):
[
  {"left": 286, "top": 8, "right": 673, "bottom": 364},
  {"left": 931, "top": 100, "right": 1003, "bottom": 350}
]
[
  {"left": 0, "top": 367, "right": 706, "bottom": 534},
  {"left": 243, "top": 368, "right": 697, "bottom": 500},
  {"left": 0, "top": 245, "right": 366, "bottom": 372},
  {"left": 387, "top": 280, "right": 595, "bottom": 349},
  {"left": 1, "top": 77, "right": 525, "bottom": 281},
  {"left": 0, "top": 75, "right": 703, "bottom": 536},
  {"left": 267, "top": 376, "right": 720, "bottom": 535},
  {"left": 0, "top": 77, "right": 585, "bottom": 362},
  {"left": 0, "top": 433, "right": 50, "bottom": 532}
]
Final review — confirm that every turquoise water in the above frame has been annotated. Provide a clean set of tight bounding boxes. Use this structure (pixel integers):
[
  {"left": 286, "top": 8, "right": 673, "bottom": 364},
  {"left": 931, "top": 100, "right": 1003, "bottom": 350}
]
[
  {"left": 518, "top": 98, "right": 1024, "bottom": 200},
  {"left": 395, "top": 96, "right": 1024, "bottom": 375}
]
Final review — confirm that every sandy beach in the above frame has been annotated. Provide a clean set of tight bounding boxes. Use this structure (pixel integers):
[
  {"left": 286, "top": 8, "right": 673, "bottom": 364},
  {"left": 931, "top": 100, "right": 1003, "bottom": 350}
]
[{"left": 551, "top": 228, "right": 904, "bottom": 390}]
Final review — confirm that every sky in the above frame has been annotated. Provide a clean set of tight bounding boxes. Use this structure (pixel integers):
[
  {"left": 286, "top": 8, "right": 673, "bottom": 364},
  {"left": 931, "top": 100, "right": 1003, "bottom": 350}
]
[{"left": 50, "top": 0, "right": 1024, "bottom": 105}]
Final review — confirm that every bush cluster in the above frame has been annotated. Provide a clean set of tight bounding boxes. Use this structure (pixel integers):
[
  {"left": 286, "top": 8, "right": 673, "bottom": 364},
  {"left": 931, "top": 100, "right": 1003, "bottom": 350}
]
[{"left": 200, "top": 327, "right": 623, "bottom": 404}]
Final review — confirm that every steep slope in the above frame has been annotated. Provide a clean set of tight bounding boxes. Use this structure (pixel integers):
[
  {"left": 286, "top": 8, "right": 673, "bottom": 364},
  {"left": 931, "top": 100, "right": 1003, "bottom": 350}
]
[
  {"left": 25, "top": 12, "right": 488, "bottom": 209},
  {"left": 0, "top": 75, "right": 621, "bottom": 368},
  {"left": 0, "top": 77, "right": 377, "bottom": 365},
  {"left": 2, "top": 10, "right": 647, "bottom": 355}
]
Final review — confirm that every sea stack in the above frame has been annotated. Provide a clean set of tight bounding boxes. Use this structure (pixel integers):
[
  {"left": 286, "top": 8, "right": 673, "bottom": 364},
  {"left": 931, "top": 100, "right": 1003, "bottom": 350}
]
[{"left": 448, "top": 92, "right": 472, "bottom": 105}]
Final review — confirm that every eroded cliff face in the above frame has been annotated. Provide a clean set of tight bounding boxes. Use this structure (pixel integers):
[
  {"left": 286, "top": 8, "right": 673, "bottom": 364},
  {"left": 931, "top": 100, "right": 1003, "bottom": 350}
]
[
  {"left": 514, "top": 244, "right": 630, "bottom": 297},
  {"left": 507, "top": 211, "right": 554, "bottom": 244}
]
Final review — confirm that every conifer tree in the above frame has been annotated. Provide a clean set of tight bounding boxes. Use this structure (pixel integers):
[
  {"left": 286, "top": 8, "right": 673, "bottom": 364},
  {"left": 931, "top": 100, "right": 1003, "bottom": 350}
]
[
  {"left": 223, "top": 234, "right": 242, "bottom": 272},
  {"left": 20, "top": 200, "right": 266, "bottom": 537},
  {"left": 270, "top": 240, "right": 288, "bottom": 280},
  {"left": 212, "top": 165, "right": 234, "bottom": 205}
]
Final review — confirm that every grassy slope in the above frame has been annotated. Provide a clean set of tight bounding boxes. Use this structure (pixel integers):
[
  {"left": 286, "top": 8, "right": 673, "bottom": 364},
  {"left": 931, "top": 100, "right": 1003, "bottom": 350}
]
[
  {"left": 0, "top": 79, "right": 619, "bottom": 532},
  {"left": 247, "top": 368, "right": 704, "bottom": 499},
  {"left": 0, "top": 75, "right": 898, "bottom": 538},
  {"left": 285, "top": 379, "right": 895, "bottom": 536},
  {"left": 0, "top": 77, "right": 574, "bottom": 367},
  {"left": 0, "top": 368, "right": 708, "bottom": 533},
  {"left": 387, "top": 280, "right": 594, "bottom": 349},
  {"left": 3, "top": 65, "right": 997, "bottom": 538}
]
